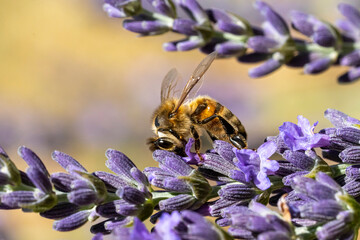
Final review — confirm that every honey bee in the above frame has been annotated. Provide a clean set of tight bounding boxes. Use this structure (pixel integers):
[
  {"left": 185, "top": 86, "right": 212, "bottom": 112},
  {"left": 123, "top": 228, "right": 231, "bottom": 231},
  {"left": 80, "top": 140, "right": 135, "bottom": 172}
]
[{"left": 147, "top": 52, "right": 247, "bottom": 157}]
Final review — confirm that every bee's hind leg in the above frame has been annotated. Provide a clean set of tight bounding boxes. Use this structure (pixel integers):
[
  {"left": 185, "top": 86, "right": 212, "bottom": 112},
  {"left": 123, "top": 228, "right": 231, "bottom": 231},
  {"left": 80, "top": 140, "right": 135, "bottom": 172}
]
[{"left": 230, "top": 134, "right": 248, "bottom": 149}]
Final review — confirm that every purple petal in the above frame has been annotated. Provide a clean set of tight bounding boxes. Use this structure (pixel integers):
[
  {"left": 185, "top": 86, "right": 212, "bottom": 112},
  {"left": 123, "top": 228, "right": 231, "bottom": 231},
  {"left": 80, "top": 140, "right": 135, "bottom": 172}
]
[
  {"left": 174, "top": 0, "right": 208, "bottom": 23},
  {"left": 147, "top": 0, "right": 176, "bottom": 18},
  {"left": 255, "top": 171, "right": 271, "bottom": 190},
  {"left": 248, "top": 58, "right": 282, "bottom": 78},
  {"left": 257, "top": 141, "right": 277, "bottom": 160},
  {"left": 153, "top": 150, "right": 192, "bottom": 176}
]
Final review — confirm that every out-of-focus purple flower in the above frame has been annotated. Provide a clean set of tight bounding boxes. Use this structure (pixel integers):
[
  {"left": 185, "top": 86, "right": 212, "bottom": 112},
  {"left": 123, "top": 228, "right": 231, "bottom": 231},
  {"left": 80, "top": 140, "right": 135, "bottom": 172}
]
[
  {"left": 337, "top": 4, "right": 360, "bottom": 82},
  {"left": 163, "top": 37, "right": 205, "bottom": 51},
  {"left": 146, "top": 0, "right": 176, "bottom": 18},
  {"left": 279, "top": 115, "right": 330, "bottom": 151},
  {"left": 103, "top": 0, "right": 141, "bottom": 18},
  {"left": 123, "top": 20, "right": 170, "bottom": 36},
  {"left": 286, "top": 172, "right": 360, "bottom": 239},
  {"left": 244, "top": 1, "right": 294, "bottom": 78},
  {"left": 220, "top": 202, "right": 293, "bottom": 239},
  {"left": 174, "top": 0, "right": 208, "bottom": 24},
  {"left": 144, "top": 150, "right": 211, "bottom": 211},
  {"left": 232, "top": 141, "right": 279, "bottom": 190}
]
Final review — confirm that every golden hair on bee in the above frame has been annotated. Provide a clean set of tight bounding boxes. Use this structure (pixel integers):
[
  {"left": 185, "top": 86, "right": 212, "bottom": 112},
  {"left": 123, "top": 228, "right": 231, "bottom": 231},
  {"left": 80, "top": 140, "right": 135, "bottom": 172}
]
[{"left": 147, "top": 52, "right": 247, "bottom": 157}]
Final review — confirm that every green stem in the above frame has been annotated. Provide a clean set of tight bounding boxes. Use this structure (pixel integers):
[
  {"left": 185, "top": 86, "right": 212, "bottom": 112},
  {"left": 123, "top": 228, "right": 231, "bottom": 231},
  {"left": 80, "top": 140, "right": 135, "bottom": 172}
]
[
  {"left": 141, "top": 9, "right": 174, "bottom": 26},
  {"left": 331, "top": 163, "right": 352, "bottom": 178}
]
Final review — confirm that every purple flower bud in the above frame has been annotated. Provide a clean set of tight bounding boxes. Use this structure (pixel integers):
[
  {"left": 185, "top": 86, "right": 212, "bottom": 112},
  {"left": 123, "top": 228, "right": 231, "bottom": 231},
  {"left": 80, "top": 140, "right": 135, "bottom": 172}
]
[
  {"left": 173, "top": 18, "right": 197, "bottom": 35},
  {"left": 336, "top": 127, "right": 360, "bottom": 144},
  {"left": 200, "top": 152, "right": 237, "bottom": 177},
  {"left": 68, "top": 187, "right": 97, "bottom": 206},
  {"left": 345, "top": 165, "right": 360, "bottom": 180},
  {"left": 51, "top": 172, "right": 76, "bottom": 192},
  {"left": 117, "top": 186, "right": 146, "bottom": 205},
  {"left": 238, "top": 52, "right": 269, "bottom": 63},
  {"left": 207, "top": 8, "right": 247, "bottom": 35},
  {"left": 249, "top": 58, "right": 282, "bottom": 78},
  {"left": 130, "top": 168, "right": 149, "bottom": 188},
  {"left": 290, "top": 11, "right": 315, "bottom": 36},
  {"left": 93, "top": 171, "right": 129, "bottom": 191},
  {"left": 324, "top": 109, "right": 360, "bottom": 128},
  {"left": 343, "top": 179, "right": 360, "bottom": 198},
  {"left": 18, "top": 146, "right": 49, "bottom": 177},
  {"left": 339, "top": 146, "right": 360, "bottom": 163},
  {"left": 338, "top": 3, "right": 360, "bottom": 27},
  {"left": 340, "top": 50, "right": 360, "bottom": 66},
  {"left": 115, "top": 200, "right": 140, "bottom": 216},
  {"left": 164, "top": 37, "right": 205, "bottom": 51},
  {"left": 52, "top": 151, "right": 87, "bottom": 172},
  {"left": 174, "top": 0, "right": 208, "bottom": 24},
  {"left": 159, "top": 194, "right": 196, "bottom": 211},
  {"left": 339, "top": 67, "right": 360, "bottom": 83},
  {"left": 103, "top": 3, "right": 126, "bottom": 18},
  {"left": 40, "top": 202, "right": 80, "bottom": 219},
  {"left": 92, "top": 233, "right": 104, "bottom": 240},
  {"left": 213, "top": 140, "right": 235, "bottom": 162},
  {"left": 147, "top": 0, "right": 176, "bottom": 18},
  {"left": 282, "top": 171, "right": 308, "bottom": 186},
  {"left": 254, "top": 1, "right": 289, "bottom": 36},
  {"left": 218, "top": 183, "right": 256, "bottom": 201},
  {"left": 304, "top": 57, "right": 332, "bottom": 74},
  {"left": 163, "top": 178, "right": 192, "bottom": 192},
  {"left": 53, "top": 210, "right": 92, "bottom": 231},
  {"left": 316, "top": 211, "right": 354, "bottom": 240},
  {"left": 215, "top": 41, "right": 245, "bottom": 56},
  {"left": 26, "top": 167, "right": 52, "bottom": 194},
  {"left": 152, "top": 150, "right": 192, "bottom": 176},
  {"left": 312, "top": 24, "right": 336, "bottom": 47},
  {"left": 1, "top": 191, "right": 40, "bottom": 208},
  {"left": 247, "top": 36, "right": 279, "bottom": 53},
  {"left": 105, "top": 149, "right": 136, "bottom": 182},
  {"left": 123, "top": 20, "right": 170, "bottom": 35},
  {"left": 96, "top": 201, "right": 122, "bottom": 218},
  {"left": 282, "top": 150, "right": 315, "bottom": 170}
]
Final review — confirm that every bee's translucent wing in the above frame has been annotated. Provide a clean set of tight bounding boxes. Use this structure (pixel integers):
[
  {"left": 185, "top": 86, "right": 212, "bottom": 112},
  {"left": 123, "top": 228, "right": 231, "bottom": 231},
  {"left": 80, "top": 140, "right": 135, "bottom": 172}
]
[
  {"left": 172, "top": 51, "right": 217, "bottom": 113},
  {"left": 160, "top": 68, "right": 182, "bottom": 102}
]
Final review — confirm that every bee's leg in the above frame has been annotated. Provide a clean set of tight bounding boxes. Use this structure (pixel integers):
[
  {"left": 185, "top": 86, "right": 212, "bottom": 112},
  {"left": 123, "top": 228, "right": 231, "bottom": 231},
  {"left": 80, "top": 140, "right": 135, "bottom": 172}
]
[
  {"left": 190, "top": 126, "right": 203, "bottom": 161},
  {"left": 198, "top": 115, "right": 247, "bottom": 149}
]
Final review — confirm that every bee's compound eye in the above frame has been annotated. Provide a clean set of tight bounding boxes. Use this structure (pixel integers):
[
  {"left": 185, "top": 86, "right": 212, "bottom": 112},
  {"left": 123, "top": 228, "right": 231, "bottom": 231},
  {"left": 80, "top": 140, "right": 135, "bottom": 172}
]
[
  {"left": 154, "top": 116, "right": 160, "bottom": 127},
  {"left": 156, "top": 138, "right": 173, "bottom": 149}
]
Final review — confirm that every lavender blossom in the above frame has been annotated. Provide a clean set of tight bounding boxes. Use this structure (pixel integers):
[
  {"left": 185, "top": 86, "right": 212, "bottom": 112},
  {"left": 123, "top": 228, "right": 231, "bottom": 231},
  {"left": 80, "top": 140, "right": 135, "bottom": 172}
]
[
  {"left": 286, "top": 172, "right": 360, "bottom": 240},
  {"left": 101, "top": 0, "right": 360, "bottom": 81},
  {"left": 220, "top": 202, "right": 294, "bottom": 239},
  {"left": 144, "top": 150, "right": 211, "bottom": 212},
  {"left": 278, "top": 115, "right": 330, "bottom": 151}
]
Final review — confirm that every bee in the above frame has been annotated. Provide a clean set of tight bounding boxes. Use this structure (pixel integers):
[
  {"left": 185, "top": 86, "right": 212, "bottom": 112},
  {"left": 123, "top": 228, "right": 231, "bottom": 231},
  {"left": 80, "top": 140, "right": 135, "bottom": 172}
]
[{"left": 147, "top": 52, "right": 247, "bottom": 157}]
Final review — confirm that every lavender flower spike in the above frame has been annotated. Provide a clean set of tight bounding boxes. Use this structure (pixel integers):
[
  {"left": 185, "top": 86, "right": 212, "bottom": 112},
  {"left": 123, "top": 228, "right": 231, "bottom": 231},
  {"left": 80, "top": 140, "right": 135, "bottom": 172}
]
[
  {"left": 232, "top": 140, "right": 279, "bottom": 190},
  {"left": 279, "top": 115, "right": 330, "bottom": 151}
]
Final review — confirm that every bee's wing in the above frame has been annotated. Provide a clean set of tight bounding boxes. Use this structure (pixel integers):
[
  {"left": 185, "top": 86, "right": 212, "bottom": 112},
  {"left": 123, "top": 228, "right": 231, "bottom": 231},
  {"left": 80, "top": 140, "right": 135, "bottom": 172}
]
[
  {"left": 160, "top": 68, "right": 182, "bottom": 102},
  {"left": 172, "top": 51, "right": 217, "bottom": 113}
]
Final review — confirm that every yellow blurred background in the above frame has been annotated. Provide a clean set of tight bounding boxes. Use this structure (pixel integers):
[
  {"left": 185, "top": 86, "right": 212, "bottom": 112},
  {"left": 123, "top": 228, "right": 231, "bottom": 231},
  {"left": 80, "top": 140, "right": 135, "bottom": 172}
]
[{"left": 1, "top": 0, "right": 360, "bottom": 239}]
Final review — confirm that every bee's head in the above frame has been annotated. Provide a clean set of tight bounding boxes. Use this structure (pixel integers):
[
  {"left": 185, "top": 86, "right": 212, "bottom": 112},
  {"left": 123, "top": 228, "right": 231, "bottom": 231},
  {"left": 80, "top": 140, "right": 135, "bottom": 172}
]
[{"left": 147, "top": 136, "right": 186, "bottom": 156}]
